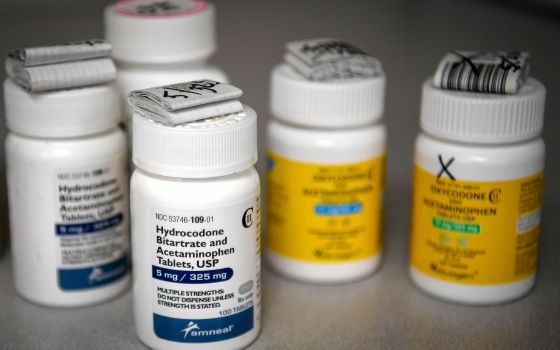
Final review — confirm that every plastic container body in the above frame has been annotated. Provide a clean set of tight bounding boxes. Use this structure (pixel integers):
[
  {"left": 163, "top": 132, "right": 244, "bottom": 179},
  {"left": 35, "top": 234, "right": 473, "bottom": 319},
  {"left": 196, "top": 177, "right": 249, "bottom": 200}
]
[
  {"left": 266, "top": 119, "right": 387, "bottom": 284},
  {"left": 409, "top": 132, "right": 545, "bottom": 305},
  {"left": 5, "top": 128, "right": 130, "bottom": 307},
  {"left": 130, "top": 167, "right": 261, "bottom": 350}
]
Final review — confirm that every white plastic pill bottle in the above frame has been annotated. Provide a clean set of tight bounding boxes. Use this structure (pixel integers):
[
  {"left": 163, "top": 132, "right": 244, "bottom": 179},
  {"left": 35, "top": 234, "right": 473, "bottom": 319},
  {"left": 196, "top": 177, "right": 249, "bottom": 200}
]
[
  {"left": 3, "top": 79, "right": 130, "bottom": 307},
  {"left": 266, "top": 63, "right": 387, "bottom": 284},
  {"left": 104, "top": 0, "right": 228, "bottom": 115},
  {"left": 409, "top": 78, "right": 546, "bottom": 305},
  {"left": 130, "top": 106, "right": 260, "bottom": 349}
]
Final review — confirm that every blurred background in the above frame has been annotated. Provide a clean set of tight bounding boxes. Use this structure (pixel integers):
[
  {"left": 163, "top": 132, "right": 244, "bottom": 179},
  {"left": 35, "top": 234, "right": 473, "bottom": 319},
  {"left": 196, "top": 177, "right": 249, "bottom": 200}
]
[{"left": 0, "top": 1, "right": 559, "bottom": 349}]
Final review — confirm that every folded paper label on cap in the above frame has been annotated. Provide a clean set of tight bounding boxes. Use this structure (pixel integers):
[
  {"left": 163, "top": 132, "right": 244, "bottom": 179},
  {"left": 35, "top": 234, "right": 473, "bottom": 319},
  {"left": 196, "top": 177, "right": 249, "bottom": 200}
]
[
  {"left": 128, "top": 80, "right": 244, "bottom": 125},
  {"left": 433, "top": 51, "right": 529, "bottom": 94},
  {"left": 8, "top": 39, "right": 112, "bottom": 66},
  {"left": 5, "top": 39, "right": 116, "bottom": 92},
  {"left": 5, "top": 58, "right": 116, "bottom": 92},
  {"left": 285, "top": 38, "right": 383, "bottom": 81}
]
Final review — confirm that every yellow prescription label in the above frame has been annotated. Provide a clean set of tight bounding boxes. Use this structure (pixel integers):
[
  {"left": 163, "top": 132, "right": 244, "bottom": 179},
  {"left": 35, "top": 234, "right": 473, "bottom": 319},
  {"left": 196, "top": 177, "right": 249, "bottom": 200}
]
[
  {"left": 410, "top": 165, "right": 544, "bottom": 285},
  {"left": 266, "top": 151, "right": 385, "bottom": 263}
]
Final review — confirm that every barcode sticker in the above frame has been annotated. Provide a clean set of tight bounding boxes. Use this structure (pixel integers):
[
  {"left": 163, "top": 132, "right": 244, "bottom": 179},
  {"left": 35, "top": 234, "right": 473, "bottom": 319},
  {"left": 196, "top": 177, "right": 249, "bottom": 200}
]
[
  {"left": 128, "top": 80, "right": 244, "bottom": 125},
  {"left": 5, "top": 39, "right": 115, "bottom": 92},
  {"left": 285, "top": 38, "right": 383, "bottom": 81},
  {"left": 434, "top": 51, "right": 529, "bottom": 94}
]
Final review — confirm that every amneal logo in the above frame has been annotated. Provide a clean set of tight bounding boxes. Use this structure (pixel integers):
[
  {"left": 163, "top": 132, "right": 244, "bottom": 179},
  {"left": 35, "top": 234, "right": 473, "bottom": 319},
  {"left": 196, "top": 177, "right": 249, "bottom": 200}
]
[
  {"left": 181, "top": 322, "right": 199, "bottom": 338},
  {"left": 181, "top": 321, "right": 234, "bottom": 339},
  {"left": 89, "top": 267, "right": 104, "bottom": 283},
  {"left": 88, "top": 263, "right": 127, "bottom": 284}
]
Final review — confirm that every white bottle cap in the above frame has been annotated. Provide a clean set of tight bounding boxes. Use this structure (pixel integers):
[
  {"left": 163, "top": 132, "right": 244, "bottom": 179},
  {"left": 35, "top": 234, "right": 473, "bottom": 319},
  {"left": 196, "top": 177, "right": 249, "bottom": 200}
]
[
  {"left": 270, "top": 63, "right": 385, "bottom": 128},
  {"left": 104, "top": 0, "right": 216, "bottom": 64},
  {"left": 132, "top": 105, "right": 257, "bottom": 178},
  {"left": 420, "top": 77, "right": 546, "bottom": 143},
  {"left": 3, "top": 79, "right": 121, "bottom": 138}
]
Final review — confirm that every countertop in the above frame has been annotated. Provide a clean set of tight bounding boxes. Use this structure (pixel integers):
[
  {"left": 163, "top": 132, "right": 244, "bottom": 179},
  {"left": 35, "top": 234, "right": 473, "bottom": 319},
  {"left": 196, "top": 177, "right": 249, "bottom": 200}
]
[{"left": 0, "top": 0, "right": 559, "bottom": 349}]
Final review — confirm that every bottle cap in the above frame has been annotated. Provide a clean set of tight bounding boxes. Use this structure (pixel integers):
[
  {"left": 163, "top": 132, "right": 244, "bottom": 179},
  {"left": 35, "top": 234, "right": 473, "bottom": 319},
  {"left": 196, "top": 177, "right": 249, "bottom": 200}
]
[
  {"left": 270, "top": 39, "right": 385, "bottom": 128},
  {"left": 3, "top": 79, "right": 121, "bottom": 138},
  {"left": 132, "top": 105, "right": 257, "bottom": 178},
  {"left": 104, "top": 0, "right": 215, "bottom": 64},
  {"left": 420, "top": 77, "right": 546, "bottom": 143},
  {"left": 270, "top": 63, "right": 385, "bottom": 128}
]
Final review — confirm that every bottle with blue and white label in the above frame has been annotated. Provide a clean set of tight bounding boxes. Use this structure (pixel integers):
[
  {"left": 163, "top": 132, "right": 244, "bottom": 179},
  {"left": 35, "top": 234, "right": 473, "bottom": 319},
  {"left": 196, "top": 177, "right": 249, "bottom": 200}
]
[
  {"left": 3, "top": 78, "right": 130, "bottom": 307},
  {"left": 129, "top": 80, "right": 260, "bottom": 350}
]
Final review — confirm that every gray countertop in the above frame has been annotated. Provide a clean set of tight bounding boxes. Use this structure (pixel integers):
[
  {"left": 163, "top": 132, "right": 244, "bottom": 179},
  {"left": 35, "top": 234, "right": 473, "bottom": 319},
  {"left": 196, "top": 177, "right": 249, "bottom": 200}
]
[{"left": 1, "top": 0, "right": 560, "bottom": 349}]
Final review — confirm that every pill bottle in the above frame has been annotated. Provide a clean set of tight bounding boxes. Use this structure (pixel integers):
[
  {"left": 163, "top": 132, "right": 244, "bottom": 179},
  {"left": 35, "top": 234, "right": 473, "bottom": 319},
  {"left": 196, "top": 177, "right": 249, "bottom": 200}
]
[
  {"left": 409, "top": 78, "right": 546, "bottom": 305},
  {"left": 3, "top": 79, "right": 130, "bottom": 307},
  {"left": 130, "top": 106, "right": 260, "bottom": 349},
  {"left": 266, "top": 63, "right": 387, "bottom": 284},
  {"left": 104, "top": 0, "right": 228, "bottom": 116}
]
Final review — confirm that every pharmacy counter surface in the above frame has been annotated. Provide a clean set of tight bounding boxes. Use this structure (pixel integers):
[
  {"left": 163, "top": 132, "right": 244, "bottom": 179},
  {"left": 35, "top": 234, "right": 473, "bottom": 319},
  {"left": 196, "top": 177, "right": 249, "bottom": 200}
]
[{"left": 1, "top": 0, "right": 560, "bottom": 348}]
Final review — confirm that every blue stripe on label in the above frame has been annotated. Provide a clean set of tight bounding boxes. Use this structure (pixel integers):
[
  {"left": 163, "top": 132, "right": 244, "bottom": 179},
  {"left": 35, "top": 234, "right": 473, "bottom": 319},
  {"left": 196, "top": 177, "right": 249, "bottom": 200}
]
[
  {"left": 152, "top": 266, "right": 233, "bottom": 284},
  {"left": 58, "top": 256, "right": 128, "bottom": 290},
  {"left": 315, "top": 202, "right": 363, "bottom": 215},
  {"left": 154, "top": 307, "right": 254, "bottom": 343},
  {"left": 266, "top": 157, "right": 275, "bottom": 171},
  {"left": 55, "top": 213, "right": 123, "bottom": 235}
]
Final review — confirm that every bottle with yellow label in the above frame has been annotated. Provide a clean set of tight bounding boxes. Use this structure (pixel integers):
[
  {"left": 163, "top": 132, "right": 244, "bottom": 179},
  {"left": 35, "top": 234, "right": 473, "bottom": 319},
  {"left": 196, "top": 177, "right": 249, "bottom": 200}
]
[
  {"left": 265, "top": 39, "right": 387, "bottom": 284},
  {"left": 410, "top": 68, "right": 546, "bottom": 304}
]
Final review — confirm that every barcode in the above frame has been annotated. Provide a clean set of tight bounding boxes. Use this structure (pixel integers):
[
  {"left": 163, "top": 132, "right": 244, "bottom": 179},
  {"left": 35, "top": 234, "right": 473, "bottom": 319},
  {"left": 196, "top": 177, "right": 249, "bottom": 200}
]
[{"left": 435, "top": 51, "right": 529, "bottom": 94}]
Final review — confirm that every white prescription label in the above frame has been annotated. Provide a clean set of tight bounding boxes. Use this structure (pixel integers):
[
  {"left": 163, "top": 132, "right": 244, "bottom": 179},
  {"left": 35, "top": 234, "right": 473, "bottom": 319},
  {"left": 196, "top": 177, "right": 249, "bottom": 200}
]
[
  {"left": 6, "top": 39, "right": 116, "bottom": 92},
  {"left": 151, "top": 197, "right": 260, "bottom": 344},
  {"left": 54, "top": 157, "right": 128, "bottom": 290},
  {"left": 128, "top": 80, "right": 244, "bottom": 125},
  {"left": 285, "top": 38, "right": 383, "bottom": 81}
]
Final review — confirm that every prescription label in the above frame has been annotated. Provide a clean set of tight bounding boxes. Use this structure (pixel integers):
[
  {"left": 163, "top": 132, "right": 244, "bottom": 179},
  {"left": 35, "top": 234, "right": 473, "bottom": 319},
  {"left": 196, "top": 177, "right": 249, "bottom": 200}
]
[
  {"left": 266, "top": 152, "right": 385, "bottom": 263},
  {"left": 410, "top": 165, "right": 543, "bottom": 284},
  {"left": 151, "top": 197, "right": 260, "bottom": 343},
  {"left": 54, "top": 157, "right": 128, "bottom": 290}
]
